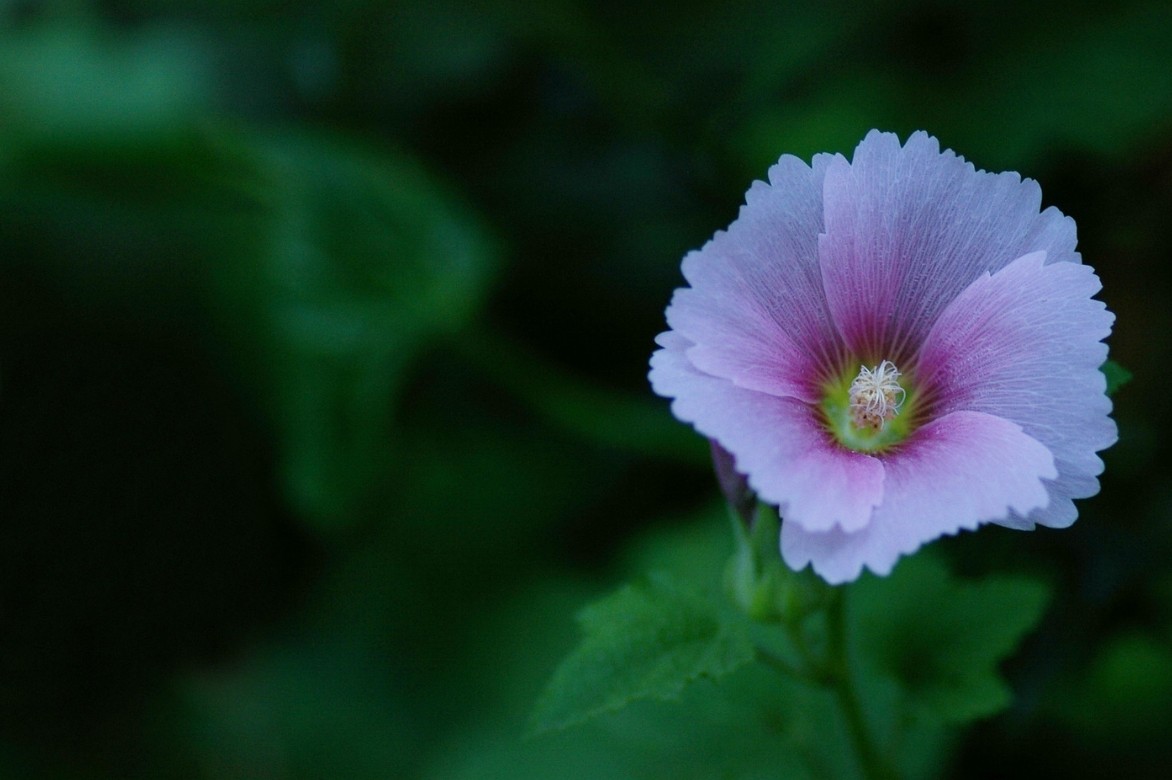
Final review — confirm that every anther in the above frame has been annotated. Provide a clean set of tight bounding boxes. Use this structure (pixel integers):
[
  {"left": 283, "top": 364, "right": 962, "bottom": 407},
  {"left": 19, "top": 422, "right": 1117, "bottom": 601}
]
[{"left": 848, "top": 360, "right": 906, "bottom": 431}]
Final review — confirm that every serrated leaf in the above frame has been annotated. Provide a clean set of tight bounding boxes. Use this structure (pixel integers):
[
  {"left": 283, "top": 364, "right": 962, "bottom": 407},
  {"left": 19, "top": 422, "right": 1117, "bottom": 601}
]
[
  {"left": 444, "top": 662, "right": 823, "bottom": 780},
  {"left": 1102, "top": 359, "right": 1132, "bottom": 397},
  {"left": 529, "top": 574, "right": 754, "bottom": 735},
  {"left": 852, "top": 556, "right": 1050, "bottom": 724}
]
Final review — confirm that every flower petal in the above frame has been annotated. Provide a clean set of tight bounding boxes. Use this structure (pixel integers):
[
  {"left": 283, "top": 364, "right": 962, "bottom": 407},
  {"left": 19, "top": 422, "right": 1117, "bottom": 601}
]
[
  {"left": 649, "top": 331, "right": 883, "bottom": 532},
  {"left": 819, "top": 130, "right": 1079, "bottom": 363},
  {"left": 917, "top": 250, "right": 1116, "bottom": 529},
  {"left": 780, "top": 410, "right": 1056, "bottom": 584},
  {"left": 665, "top": 153, "right": 845, "bottom": 402}
]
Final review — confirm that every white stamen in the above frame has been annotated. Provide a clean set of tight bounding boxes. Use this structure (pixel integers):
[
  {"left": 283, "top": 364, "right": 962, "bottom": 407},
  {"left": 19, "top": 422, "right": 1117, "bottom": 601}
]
[{"left": 848, "top": 360, "right": 906, "bottom": 431}]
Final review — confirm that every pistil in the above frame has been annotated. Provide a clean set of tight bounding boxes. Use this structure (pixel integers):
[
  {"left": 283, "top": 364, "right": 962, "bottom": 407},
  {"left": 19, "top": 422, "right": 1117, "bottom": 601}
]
[{"left": 848, "top": 361, "right": 906, "bottom": 431}]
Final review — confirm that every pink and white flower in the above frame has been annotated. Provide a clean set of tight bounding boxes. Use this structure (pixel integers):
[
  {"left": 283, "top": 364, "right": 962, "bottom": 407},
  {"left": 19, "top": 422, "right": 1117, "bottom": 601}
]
[{"left": 650, "top": 130, "right": 1116, "bottom": 584}]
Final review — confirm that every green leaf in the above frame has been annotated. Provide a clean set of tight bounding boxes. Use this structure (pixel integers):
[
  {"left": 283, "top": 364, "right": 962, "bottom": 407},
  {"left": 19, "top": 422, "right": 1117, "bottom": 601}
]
[
  {"left": 209, "top": 130, "right": 498, "bottom": 530},
  {"left": 442, "top": 663, "right": 824, "bottom": 780},
  {"left": 161, "top": 634, "right": 420, "bottom": 779},
  {"left": 529, "top": 574, "right": 754, "bottom": 734},
  {"left": 0, "top": 21, "right": 213, "bottom": 146},
  {"left": 926, "top": 1, "right": 1172, "bottom": 168},
  {"left": 437, "top": 510, "right": 955, "bottom": 780},
  {"left": 851, "top": 555, "right": 1050, "bottom": 724},
  {"left": 1051, "top": 632, "right": 1172, "bottom": 749},
  {"left": 1102, "top": 359, "right": 1132, "bottom": 397}
]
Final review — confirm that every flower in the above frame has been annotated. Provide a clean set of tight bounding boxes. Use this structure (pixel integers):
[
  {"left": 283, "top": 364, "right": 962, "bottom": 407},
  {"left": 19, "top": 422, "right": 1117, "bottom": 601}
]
[{"left": 649, "top": 130, "right": 1116, "bottom": 584}]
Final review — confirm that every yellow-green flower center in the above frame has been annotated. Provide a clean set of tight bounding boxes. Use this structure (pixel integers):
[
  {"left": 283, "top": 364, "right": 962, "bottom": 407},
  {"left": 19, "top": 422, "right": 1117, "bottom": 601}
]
[{"left": 822, "top": 360, "right": 917, "bottom": 453}]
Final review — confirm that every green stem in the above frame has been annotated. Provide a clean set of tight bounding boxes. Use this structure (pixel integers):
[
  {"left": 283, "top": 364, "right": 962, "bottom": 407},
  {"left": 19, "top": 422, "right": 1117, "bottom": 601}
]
[
  {"left": 825, "top": 589, "right": 897, "bottom": 780},
  {"left": 734, "top": 501, "right": 895, "bottom": 777}
]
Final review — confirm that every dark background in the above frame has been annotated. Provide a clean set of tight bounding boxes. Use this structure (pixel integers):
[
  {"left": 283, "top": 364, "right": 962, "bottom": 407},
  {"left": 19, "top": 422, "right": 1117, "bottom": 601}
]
[{"left": 0, "top": 1, "right": 1169, "bottom": 777}]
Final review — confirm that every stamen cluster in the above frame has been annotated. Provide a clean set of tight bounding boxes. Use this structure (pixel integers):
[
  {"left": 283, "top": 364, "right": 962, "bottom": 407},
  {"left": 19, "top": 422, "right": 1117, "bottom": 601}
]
[{"left": 848, "top": 361, "right": 906, "bottom": 431}]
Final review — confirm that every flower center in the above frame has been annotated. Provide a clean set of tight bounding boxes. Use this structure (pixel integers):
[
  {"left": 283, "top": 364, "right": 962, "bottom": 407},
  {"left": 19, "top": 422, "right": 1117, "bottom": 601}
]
[
  {"left": 821, "top": 359, "right": 915, "bottom": 453},
  {"left": 848, "top": 360, "right": 906, "bottom": 431}
]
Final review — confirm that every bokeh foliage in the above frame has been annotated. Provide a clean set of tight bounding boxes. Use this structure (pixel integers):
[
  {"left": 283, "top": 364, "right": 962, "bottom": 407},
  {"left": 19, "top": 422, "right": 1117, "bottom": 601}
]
[{"left": 0, "top": 0, "right": 1168, "bottom": 777}]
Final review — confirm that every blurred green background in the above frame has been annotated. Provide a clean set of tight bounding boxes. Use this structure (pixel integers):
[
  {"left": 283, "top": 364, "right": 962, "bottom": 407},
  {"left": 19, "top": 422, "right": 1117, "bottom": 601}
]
[{"left": 0, "top": 0, "right": 1169, "bottom": 777}]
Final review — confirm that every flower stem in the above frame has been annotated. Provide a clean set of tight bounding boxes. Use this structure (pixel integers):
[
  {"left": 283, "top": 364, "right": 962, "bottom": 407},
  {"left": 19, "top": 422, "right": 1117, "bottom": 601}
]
[{"left": 825, "top": 589, "right": 897, "bottom": 780}]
